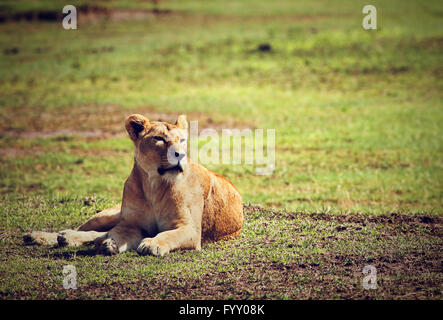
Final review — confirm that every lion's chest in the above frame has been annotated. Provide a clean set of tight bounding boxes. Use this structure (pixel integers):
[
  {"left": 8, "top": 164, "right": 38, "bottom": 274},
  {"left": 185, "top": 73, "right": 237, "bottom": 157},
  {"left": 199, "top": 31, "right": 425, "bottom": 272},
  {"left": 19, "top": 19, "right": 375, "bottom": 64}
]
[{"left": 139, "top": 194, "right": 184, "bottom": 234}]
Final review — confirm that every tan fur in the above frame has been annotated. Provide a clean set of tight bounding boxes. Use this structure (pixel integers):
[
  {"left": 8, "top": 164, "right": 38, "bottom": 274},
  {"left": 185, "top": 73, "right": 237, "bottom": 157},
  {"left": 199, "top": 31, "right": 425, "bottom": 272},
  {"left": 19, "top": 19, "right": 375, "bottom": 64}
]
[{"left": 24, "top": 114, "right": 243, "bottom": 256}]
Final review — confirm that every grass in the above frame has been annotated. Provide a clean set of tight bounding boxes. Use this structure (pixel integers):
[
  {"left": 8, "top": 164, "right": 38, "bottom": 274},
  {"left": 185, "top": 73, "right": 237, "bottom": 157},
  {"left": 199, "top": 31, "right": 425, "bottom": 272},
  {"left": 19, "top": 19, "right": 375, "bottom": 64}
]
[
  {"left": 0, "top": 0, "right": 442, "bottom": 299},
  {"left": 1, "top": 203, "right": 441, "bottom": 299}
]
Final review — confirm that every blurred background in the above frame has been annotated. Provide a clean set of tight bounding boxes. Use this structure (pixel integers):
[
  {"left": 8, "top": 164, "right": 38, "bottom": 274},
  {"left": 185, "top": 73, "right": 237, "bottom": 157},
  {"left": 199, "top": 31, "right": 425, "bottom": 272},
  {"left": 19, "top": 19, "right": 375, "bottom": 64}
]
[{"left": 0, "top": 0, "right": 442, "bottom": 214}]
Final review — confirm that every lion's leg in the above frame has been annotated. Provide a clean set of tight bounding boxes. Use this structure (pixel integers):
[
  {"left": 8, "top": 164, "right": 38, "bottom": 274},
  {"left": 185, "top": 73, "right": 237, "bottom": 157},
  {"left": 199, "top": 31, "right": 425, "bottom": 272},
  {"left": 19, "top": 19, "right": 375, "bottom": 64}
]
[
  {"left": 23, "top": 204, "right": 121, "bottom": 246},
  {"left": 57, "top": 230, "right": 107, "bottom": 247},
  {"left": 137, "top": 225, "right": 200, "bottom": 257},
  {"left": 77, "top": 204, "right": 121, "bottom": 232},
  {"left": 95, "top": 222, "right": 143, "bottom": 255},
  {"left": 57, "top": 204, "right": 121, "bottom": 247}
]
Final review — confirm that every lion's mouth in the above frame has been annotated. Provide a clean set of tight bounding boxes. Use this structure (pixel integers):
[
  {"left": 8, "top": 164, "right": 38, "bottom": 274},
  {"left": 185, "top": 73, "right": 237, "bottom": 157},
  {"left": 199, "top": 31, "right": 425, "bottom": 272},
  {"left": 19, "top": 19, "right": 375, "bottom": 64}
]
[{"left": 157, "top": 162, "right": 184, "bottom": 175}]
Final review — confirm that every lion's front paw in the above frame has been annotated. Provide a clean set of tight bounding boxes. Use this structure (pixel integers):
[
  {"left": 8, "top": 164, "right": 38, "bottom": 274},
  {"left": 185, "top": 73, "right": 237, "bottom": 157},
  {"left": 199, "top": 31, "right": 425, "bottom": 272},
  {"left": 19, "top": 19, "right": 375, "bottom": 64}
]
[
  {"left": 96, "top": 237, "right": 119, "bottom": 256},
  {"left": 137, "top": 238, "right": 170, "bottom": 257},
  {"left": 57, "top": 230, "right": 81, "bottom": 247}
]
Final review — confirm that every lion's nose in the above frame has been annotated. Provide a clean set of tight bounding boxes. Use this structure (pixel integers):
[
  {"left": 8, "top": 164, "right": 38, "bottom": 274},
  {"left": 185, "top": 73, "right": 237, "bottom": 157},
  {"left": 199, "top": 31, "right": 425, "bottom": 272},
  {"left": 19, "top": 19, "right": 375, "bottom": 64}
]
[{"left": 175, "top": 152, "right": 185, "bottom": 161}]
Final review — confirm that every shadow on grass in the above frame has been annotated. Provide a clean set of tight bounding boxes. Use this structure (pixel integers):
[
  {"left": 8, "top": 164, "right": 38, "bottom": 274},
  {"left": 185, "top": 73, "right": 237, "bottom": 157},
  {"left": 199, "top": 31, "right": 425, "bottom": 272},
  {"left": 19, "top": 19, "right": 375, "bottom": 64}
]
[{"left": 47, "top": 248, "right": 98, "bottom": 259}]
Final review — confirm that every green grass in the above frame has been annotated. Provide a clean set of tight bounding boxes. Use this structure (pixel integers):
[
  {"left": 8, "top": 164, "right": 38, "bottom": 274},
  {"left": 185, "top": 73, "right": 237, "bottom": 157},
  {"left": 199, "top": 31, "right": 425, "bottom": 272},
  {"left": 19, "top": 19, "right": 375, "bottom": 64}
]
[
  {"left": 0, "top": 0, "right": 442, "bottom": 299},
  {"left": 1, "top": 203, "right": 441, "bottom": 299}
]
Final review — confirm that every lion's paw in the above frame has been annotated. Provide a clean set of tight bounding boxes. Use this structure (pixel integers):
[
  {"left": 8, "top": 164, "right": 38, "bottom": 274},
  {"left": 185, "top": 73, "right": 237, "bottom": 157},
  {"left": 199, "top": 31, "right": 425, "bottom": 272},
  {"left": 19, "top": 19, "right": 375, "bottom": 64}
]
[
  {"left": 57, "top": 230, "right": 82, "bottom": 247},
  {"left": 137, "top": 238, "right": 170, "bottom": 257},
  {"left": 96, "top": 237, "right": 119, "bottom": 256}
]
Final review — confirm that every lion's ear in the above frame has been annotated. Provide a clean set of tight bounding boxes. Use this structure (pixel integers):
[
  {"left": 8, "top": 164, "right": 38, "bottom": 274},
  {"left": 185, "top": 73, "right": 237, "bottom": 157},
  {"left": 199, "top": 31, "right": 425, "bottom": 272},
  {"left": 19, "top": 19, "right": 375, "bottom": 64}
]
[
  {"left": 175, "top": 114, "right": 188, "bottom": 130},
  {"left": 125, "top": 114, "right": 149, "bottom": 141}
]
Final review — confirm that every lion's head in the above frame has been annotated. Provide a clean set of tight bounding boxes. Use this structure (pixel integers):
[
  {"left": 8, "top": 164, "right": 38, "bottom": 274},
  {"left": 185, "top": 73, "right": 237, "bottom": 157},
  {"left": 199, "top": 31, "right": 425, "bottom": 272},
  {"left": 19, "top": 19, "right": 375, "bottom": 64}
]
[{"left": 125, "top": 114, "right": 188, "bottom": 179}]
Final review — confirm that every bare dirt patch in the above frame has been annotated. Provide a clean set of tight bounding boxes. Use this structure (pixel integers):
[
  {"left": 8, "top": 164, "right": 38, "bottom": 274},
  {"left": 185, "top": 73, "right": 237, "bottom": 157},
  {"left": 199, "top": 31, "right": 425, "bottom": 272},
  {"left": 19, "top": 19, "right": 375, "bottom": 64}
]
[
  {"left": 0, "top": 4, "right": 344, "bottom": 27},
  {"left": 245, "top": 204, "right": 443, "bottom": 226},
  {"left": 0, "top": 105, "right": 250, "bottom": 140},
  {"left": 0, "top": 5, "right": 172, "bottom": 24}
]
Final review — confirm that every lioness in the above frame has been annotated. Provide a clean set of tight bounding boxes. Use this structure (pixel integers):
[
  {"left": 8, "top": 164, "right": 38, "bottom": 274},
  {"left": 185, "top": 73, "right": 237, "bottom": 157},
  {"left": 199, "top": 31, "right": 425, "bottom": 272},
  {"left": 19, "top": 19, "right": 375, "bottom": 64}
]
[{"left": 24, "top": 114, "right": 243, "bottom": 256}]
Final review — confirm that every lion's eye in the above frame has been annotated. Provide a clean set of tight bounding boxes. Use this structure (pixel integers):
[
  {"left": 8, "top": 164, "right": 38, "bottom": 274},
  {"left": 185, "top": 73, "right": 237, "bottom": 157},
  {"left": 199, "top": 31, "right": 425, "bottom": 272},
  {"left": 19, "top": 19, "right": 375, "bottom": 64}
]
[{"left": 153, "top": 136, "right": 166, "bottom": 142}]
